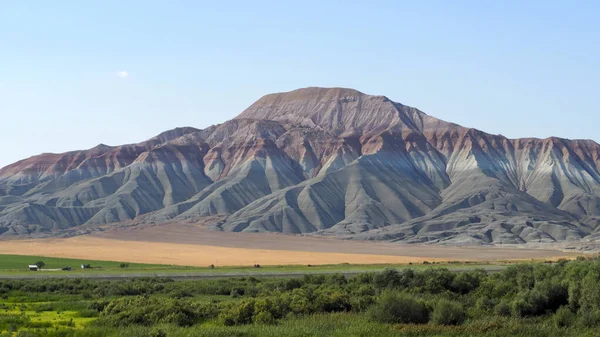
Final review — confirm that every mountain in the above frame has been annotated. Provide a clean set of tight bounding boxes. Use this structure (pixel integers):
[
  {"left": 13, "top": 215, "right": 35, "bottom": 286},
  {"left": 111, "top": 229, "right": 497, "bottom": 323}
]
[{"left": 1, "top": 87, "right": 600, "bottom": 244}]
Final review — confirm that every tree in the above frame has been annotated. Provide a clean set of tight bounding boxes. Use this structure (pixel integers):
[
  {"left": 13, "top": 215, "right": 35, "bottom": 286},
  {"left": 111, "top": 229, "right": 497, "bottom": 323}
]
[{"left": 35, "top": 261, "right": 45, "bottom": 269}]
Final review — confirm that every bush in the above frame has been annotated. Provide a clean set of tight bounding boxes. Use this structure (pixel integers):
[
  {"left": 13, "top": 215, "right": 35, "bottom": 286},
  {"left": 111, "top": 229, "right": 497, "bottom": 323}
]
[
  {"left": 34, "top": 261, "right": 45, "bottom": 269},
  {"left": 230, "top": 289, "right": 242, "bottom": 298},
  {"left": 578, "top": 307, "right": 600, "bottom": 327},
  {"left": 450, "top": 271, "right": 483, "bottom": 294},
  {"left": 95, "top": 296, "right": 199, "bottom": 327},
  {"left": 512, "top": 297, "right": 534, "bottom": 317},
  {"left": 475, "top": 296, "right": 496, "bottom": 313},
  {"left": 282, "top": 279, "right": 302, "bottom": 291},
  {"left": 314, "top": 289, "right": 351, "bottom": 312},
  {"left": 578, "top": 272, "right": 600, "bottom": 310},
  {"left": 119, "top": 263, "right": 130, "bottom": 269},
  {"left": 368, "top": 292, "right": 429, "bottom": 324},
  {"left": 431, "top": 299, "right": 465, "bottom": 325},
  {"left": 537, "top": 281, "right": 568, "bottom": 312},
  {"left": 419, "top": 268, "right": 455, "bottom": 294},
  {"left": 494, "top": 299, "right": 511, "bottom": 317},
  {"left": 554, "top": 306, "right": 576, "bottom": 328},
  {"left": 374, "top": 268, "right": 401, "bottom": 289},
  {"left": 253, "top": 311, "right": 275, "bottom": 325},
  {"left": 219, "top": 299, "right": 255, "bottom": 326}
]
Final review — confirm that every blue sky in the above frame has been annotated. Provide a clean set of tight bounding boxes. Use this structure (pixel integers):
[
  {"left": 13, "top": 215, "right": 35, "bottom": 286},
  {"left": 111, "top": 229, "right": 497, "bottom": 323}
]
[{"left": 1, "top": 0, "right": 598, "bottom": 168}]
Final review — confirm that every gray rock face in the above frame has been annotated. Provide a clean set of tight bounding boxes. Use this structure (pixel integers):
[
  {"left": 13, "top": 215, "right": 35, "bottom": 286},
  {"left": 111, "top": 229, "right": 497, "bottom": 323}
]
[{"left": 1, "top": 87, "right": 600, "bottom": 244}]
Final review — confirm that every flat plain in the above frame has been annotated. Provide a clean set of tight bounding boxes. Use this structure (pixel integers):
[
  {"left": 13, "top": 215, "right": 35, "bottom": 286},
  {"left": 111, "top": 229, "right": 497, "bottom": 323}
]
[{"left": 0, "top": 224, "right": 578, "bottom": 268}]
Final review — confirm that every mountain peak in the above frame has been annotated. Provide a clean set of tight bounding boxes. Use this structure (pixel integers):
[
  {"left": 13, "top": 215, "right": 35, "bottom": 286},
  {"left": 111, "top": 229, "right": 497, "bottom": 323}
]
[
  {"left": 240, "top": 87, "right": 391, "bottom": 110},
  {"left": 259, "top": 87, "right": 368, "bottom": 100},
  {"left": 93, "top": 143, "right": 112, "bottom": 150},
  {"left": 236, "top": 87, "right": 407, "bottom": 135}
]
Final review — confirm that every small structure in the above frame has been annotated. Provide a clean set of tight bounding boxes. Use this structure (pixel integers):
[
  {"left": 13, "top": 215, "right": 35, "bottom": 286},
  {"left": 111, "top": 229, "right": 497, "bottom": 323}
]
[
  {"left": 28, "top": 265, "right": 39, "bottom": 271},
  {"left": 81, "top": 264, "right": 87, "bottom": 269}
]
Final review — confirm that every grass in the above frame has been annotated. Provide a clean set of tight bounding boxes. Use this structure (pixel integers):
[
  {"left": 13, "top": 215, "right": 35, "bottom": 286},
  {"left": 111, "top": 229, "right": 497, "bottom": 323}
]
[
  {"left": 0, "top": 300, "right": 95, "bottom": 333},
  {"left": 0, "top": 254, "right": 170, "bottom": 270},
  {"left": 0, "top": 254, "right": 511, "bottom": 278}
]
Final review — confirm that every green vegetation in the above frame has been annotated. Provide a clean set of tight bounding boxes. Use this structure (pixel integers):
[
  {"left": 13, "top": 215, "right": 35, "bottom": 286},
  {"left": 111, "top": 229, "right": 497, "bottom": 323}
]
[
  {"left": 0, "top": 255, "right": 170, "bottom": 271},
  {"left": 368, "top": 292, "right": 429, "bottom": 324},
  {"left": 0, "top": 254, "right": 504, "bottom": 277},
  {"left": 4, "top": 256, "right": 600, "bottom": 336}
]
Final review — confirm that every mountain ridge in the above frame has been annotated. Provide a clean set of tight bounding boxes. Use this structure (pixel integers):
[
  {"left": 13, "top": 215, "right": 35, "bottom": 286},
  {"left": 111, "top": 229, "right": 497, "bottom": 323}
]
[{"left": 1, "top": 87, "right": 599, "bottom": 245}]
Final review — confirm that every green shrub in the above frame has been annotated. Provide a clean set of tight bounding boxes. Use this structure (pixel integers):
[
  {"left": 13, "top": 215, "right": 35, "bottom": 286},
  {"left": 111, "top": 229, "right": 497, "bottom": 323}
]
[
  {"left": 288, "top": 288, "right": 311, "bottom": 314},
  {"left": 536, "top": 281, "right": 568, "bottom": 312},
  {"left": 578, "top": 307, "right": 600, "bottom": 327},
  {"left": 368, "top": 292, "right": 429, "bottom": 324},
  {"left": 420, "top": 268, "right": 455, "bottom": 294},
  {"left": 253, "top": 311, "right": 275, "bottom": 325},
  {"left": 475, "top": 296, "right": 496, "bottom": 313},
  {"left": 494, "top": 299, "right": 511, "bottom": 317},
  {"left": 230, "top": 289, "right": 243, "bottom": 298},
  {"left": 431, "top": 299, "right": 465, "bottom": 325},
  {"left": 282, "top": 279, "right": 302, "bottom": 291},
  {"left": 314, "top": 290, "right": 351, "bottom": 312},
  {"left": 350, "top": 294, "right": 375, "bottom": 312},
  {"left": 374, "top": 268, "right": 401, "bottom": 289},
  {"left": 95, "top": 296, "right": 199, "bottom": 327},
  {"left": 450, "top": 271, "right": 483, "bottom": 294},
  {"left": 219, "top": 299, "right": 255, "bottom": 326},
  {"left": 511, "top": 297, "right": 534, "bottom": 317},
  {"left": 578, "top": 272, "right": 600, "bottom": 310},
  {"left": 554, "top": 306, "right": 576, "bottom": 328}
]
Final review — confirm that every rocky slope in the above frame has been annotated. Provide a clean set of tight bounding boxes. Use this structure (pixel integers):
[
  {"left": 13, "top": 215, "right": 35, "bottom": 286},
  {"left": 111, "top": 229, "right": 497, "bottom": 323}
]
[{"left": 1, "top": 87, "right": 599, "bottom": 244}]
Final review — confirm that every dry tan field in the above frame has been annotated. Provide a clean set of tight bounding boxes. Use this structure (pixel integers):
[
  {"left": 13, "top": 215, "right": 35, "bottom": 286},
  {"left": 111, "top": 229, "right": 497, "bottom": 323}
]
[{"left": 0, "top": 224, "right": 580, "bottom": 266}]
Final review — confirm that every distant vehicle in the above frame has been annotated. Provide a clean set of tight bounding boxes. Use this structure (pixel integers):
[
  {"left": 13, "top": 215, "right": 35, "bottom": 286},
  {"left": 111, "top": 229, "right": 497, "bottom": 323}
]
[{"left": 28, "top": 265, "right": 39, "bottom": 271}]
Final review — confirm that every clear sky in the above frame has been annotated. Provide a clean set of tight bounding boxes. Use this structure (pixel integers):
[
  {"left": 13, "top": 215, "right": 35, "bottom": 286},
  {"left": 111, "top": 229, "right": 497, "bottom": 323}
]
[{"left": 1, "top": 0, "right": 598, "bottom": 168}]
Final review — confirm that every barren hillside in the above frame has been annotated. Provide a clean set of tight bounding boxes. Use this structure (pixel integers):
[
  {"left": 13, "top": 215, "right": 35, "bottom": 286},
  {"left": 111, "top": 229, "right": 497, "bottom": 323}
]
[{"left": 1, "top": 87, "right": 600, "bottom": 245}]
